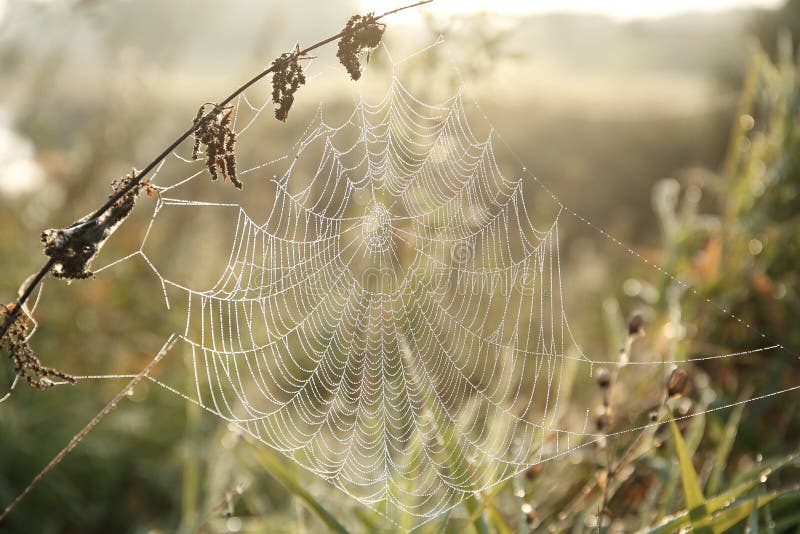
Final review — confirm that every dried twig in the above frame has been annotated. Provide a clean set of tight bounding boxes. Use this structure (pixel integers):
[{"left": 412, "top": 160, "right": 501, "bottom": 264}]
[
  {"left": 595, "top": 311, "right": 646, "bottom": 532},
  {"left": 0, "top": 335, "right": 177, "bottom": 523},
  {"left": 0, "top": 0, "right": 433, "bottom": 367}
]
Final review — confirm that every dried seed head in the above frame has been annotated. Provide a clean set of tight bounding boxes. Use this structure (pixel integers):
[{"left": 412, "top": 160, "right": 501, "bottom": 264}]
[
  {"left": 337, "top": 13, "right": 386, "bottom": 81},
  {"left": 628, "top": 311, "right": 645, "bottom": 336},
  {"left": 191, "top": 104, "right": 241, "bottom": 189},
  {"left": 271, "top": 49, "right": 307, "bottom": 122},
  {"left": 596, "top": 368, "right": 611, "bottom": 389},
  {"left": 667, "top": 368, "right": 690, "bottom": 398},
  {"left": 1, "top": 304, "right": 75, "bottom": 389}
]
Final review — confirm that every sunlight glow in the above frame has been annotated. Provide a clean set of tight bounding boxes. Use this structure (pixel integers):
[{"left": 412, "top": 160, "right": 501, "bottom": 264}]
[{"left": 365, "top": 0, "right": 783, "bottom": 19}]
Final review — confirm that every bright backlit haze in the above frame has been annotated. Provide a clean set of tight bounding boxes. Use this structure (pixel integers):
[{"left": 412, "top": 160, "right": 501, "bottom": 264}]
[{"left": 364, "top": 0, "right": 782, "bottom": 19}]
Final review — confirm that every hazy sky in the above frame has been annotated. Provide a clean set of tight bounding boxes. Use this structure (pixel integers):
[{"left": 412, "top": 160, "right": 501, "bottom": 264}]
[{"left": 364, "top": 0, "right": 783, "bottom": 19}]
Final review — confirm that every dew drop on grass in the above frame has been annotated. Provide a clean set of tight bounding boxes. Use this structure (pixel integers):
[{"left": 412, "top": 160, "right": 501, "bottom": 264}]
[
  {"left": 226, "top": 516, "right": 242, "bottom": 532},
  {"left": 739, "top": 114, "right": 755, "bottom": 130}
]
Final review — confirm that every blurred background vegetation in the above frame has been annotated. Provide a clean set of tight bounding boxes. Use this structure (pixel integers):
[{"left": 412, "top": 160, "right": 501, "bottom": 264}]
[{"left": 1, "top": 1, "right": 800, "bottom": 532}]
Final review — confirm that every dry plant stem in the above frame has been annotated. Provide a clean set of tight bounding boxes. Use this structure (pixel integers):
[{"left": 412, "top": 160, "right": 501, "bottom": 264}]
[
  {"left": 598, "top": 388, "right": 612, "bottom": 532},
  {"left": 0, "top": 0, "right": 432, "bottom": 344},
  {"left": 597, "top": 328, "right": 638, "bottom": 532},
  {"left": 557, "top": 385, "right": 665, "bottom": 525},
  {"left": 0, "top": 335, "right": 177, "bottom": 523},
  {"left": 0, "top": 258, "right": 55, "bottom": 339}
]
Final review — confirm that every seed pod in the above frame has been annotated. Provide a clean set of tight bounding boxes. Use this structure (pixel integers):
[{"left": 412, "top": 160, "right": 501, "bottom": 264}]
[
  {"left": 667, "top": 368, "right": 690, "bottom": 398},
  {"left": 526, "top": 509, "right": 537, "bottom": 525},
  {"left": 521, "top": 502, "right": 536, "bottom": 524},
  {"left": 595, "top": 412, "right": 609, "bottom": 432},
  {"left": 525, "top": 463, "right": 543, "bottom": 480},
  {"left": 628, "top": 311, "right": 645, "bottom": 336},
  {"left": 596, "top": 368, "right": 611, "bottom": 389}
]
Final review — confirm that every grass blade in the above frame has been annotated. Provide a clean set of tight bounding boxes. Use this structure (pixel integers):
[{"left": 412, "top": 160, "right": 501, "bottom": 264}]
[
  {"left": 669, "top": 417, "right": 708, "bottom": 527},
  {"left": 699, "top": 489, "right": 795, "bottom": 534},
  {"left": 434, "top": 511, "right": 451, "bottom": 534},
  {"left": 644, "top": 453, "right": 799, "bottom": 534},
  {"left": 486, "top": 501, "right": 514, "bottom": 534},
  {"left": 746, "top": 495, "right": 759, "bottom": 533},
  {"left": 248, "top": 442, "right": 349, "bottom": 534},
  {"left": 706, "top": 392, "right": 748, "bottom": 496}
]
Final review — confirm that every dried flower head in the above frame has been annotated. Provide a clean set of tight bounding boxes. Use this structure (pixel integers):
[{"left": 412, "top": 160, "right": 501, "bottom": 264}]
[
  {"left": 337, "top": 13, "right": 386, "bottom": 81},
  {"left": 42, "top": 170, "right": 142, "bottom": 280},
  {"left": 667, "top": 368, "right": 690, "bottom": 398},
  {"left": 628, "top": 311, "right": 645, "bottom": 336},
  {"left": 271, "top": 47, "right": 307, "bottom": 122},
  {"left": 1, "top": 303, "right": 75, "bottom": 390},
  {"left": 596, "top": 368, "right": 611, "bottom": 389},
  {"left": 192, "top": 104, "right": 241, "bottom": 189}
]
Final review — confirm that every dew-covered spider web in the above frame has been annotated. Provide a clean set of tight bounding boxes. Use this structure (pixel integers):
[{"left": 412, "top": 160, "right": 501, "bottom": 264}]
[{"left": 7, "top": 37, "right": 799, "bottom": 530}]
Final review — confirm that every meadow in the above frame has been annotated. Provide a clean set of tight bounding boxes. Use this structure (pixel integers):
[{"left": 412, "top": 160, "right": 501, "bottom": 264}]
[{"left": 1, "top": 2, "right": 799, "bottom": 532}]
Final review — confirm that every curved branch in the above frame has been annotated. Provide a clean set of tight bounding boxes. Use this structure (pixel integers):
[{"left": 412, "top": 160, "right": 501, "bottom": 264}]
[{"left": 0, "top": 0, "right": 432, "bottom": 344}]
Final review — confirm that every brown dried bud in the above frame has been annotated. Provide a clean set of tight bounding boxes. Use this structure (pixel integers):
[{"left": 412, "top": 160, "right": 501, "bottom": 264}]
[
  {"left": 191, "top": 105, "right": 241, "bottom": 189},
  {"left": 1, "top": 304, "right": 75, "bottom": 389},
  {"left": 596, "top": 368, "right": 611, "bottom": 389},
  {"left": 337, "top": 13, "right": 386, "bottom": 81},
  {"left": 595, "top": 412, "right": 609, "bottom": 432},
  {"left": 525, "top": 463, "right": 543, "bottom": 480},
  {"left": 667, "top": 368, "right": 690, "bottom": 398},
  {"left": 521, "top": 502, "right": 536, "bottom": 524},
  {"left": 628, "top": 311, "right": 645, "bottom": 336},
  {"left": 271, "top": 49, "right": 306, "bottom": 122},
  {"left": 526, "top": 509, "right": 537, "bottom": 525}
]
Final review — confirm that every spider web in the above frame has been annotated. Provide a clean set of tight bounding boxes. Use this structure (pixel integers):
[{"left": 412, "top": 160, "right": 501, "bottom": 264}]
[
  {"left": 160, "top": 72, "right": 580, "bottom": 523},
  {"left": 10, "top": 37, "right": 798, "bottom": 530}
]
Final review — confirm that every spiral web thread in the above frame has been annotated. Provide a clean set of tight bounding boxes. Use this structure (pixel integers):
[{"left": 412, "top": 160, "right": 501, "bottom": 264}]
[
  {"left": 15, "top": 38, "right": 797, "bottom": 529},
  {"left": 174, "top": 76, "right": 581, "bottom": 522}
]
